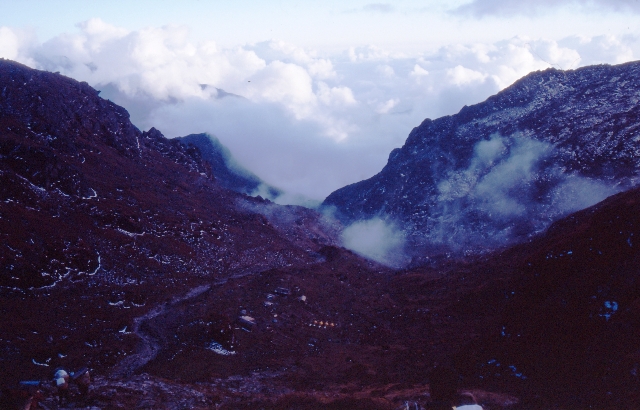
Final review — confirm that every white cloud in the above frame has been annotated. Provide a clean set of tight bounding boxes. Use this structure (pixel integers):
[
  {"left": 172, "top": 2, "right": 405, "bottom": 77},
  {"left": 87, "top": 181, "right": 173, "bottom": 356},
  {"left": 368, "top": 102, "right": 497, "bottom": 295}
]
[
  {"left": 376, "top": 64, "right": 396, "bottom": 77},
  {"left": 559, "top": 34, "right": 634, "bottom": 66},
  {"left": 432, "top": 134, "right": 620, "bottom": 249},
  {"left": 307, "top": 58, "right": 336, "bottom": 79},
  {"left": 247, "top": 40, "right": 337, "bottom": 79},
  {"left": 36, "top": 21, "right": 260, "bottom": 101},
  {"left": 0, "top": 20, "right": 635, "bottom": 203},
  {"left": 0, "top": 27, "right": 35, "bottom": 66},
  {"left": 0, "top": 27, "right": 20, "bottom": 60},
  {"left": 341, "top": 218, "right": 407, "bottom": 267},
  {"left": 375, "top": 98, "right": 399, "bottom": 114},
  {"left": 142, "top": 97, "right": 370, "bottom": 200},
  {"left": 348, "top": 45, "right": 398, "bottom": 62},
  {"left": 245, "top": 60, "right": 315, "bottom": 115},
  {"left": 474, "top": 138, "right": 553, "bottom": 217},
  {"left": 317, "top": 82, "right": 357, "bottom": 107},
  {"left": 447, "top": 65, "right": 487, "bottom": 86},
  {"left": 79, "top": 17, "right": 128, "bottom": 47},
  {"left": 410, "top": 64, "right": 429, "bottom": 79}
]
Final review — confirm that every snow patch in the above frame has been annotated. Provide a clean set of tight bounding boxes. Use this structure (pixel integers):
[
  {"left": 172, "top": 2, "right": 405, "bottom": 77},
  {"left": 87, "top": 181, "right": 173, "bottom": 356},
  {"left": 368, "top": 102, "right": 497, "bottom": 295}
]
[
  {"left": 88, "top": 254, "right": 101, "bottom": 276},
  {"left": 116, "top": 228, "right": 144, "bottom": 237},
  {"left": 207, "top": 342, "right": 236, "bottom": 356},
  {"left": 83, "top": 188, "right": 97, "bottom": 199},
  {"left": 32, "top": 358, "right": 51, "bottom": 367}
]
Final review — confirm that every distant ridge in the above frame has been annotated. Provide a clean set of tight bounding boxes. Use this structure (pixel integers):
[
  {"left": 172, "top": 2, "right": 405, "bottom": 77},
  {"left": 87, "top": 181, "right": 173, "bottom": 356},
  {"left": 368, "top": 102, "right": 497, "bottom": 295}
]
[
  {"left": 324, "top": 61, "right": 640, "bottom": 256},
  {"left": 175, "top": 133, "right": 281, "bottom": 198}
]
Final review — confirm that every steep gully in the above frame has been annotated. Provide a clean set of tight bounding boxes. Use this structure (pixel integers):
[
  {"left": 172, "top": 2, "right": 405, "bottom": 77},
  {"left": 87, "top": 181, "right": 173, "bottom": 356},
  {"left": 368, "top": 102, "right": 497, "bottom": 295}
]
[{"left": 108, "top": 260, "right": 293, "bottom": 378}]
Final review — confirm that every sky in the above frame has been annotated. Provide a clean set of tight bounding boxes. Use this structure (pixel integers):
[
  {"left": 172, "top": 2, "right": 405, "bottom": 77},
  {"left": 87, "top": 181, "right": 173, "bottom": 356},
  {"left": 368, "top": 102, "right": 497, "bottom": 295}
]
[{"left": 2, "top": 0, "right": 640, "bottom": 204}]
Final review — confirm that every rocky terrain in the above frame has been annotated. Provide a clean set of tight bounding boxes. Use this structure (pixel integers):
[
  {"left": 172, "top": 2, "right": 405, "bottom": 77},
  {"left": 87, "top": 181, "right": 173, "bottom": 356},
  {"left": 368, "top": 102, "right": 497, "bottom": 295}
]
[
  {"left": 456, "top": 185, "right": 640, "bottom": 408},
  {"left": 324, "top": 61, "right": 640, "bottom": 258},
  {"left": 175, "top": 133, "right": 281, "bottom": 198},
  {"left": 0, "top": 58, "right": 340, "bottom": 391},
  {"left": 2, "top": 58, "right": 640, "bottom": 409}
]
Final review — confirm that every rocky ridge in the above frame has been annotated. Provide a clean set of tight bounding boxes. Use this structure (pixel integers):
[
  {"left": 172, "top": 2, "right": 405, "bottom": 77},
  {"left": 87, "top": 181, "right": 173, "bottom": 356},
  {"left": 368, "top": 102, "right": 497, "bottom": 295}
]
[
  {"left": 324, "top": 61, "right": 640, "bottom": 257},
  {"left": 175, "top": 132, "right": 282, "bottom": 198}
]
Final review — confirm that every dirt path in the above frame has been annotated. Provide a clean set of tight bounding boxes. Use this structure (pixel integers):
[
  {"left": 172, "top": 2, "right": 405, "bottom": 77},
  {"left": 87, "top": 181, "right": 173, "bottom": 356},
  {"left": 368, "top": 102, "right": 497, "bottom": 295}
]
[
  {"left": 110, "top": 284, "right": 211, "bottom": 378},
  {"left": 109, "top": 269, "right": 267, "bottom": 378}
]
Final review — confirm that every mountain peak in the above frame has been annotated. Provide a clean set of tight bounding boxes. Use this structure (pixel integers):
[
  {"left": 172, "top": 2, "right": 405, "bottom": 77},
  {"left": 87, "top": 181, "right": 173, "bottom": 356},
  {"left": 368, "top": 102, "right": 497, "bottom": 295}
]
[
  {"left": 0, "top": 59, "right": 141, "bottom": 158},
  {"left": 324, "top": 60, "right": 640, "bottom": 260}
]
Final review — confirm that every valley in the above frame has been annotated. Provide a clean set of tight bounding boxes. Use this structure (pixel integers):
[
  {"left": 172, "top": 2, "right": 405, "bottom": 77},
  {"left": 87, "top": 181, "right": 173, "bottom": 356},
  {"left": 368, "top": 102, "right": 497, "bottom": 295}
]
[{"left": 1, "top": 58, "right": 640, "bottom": 409}]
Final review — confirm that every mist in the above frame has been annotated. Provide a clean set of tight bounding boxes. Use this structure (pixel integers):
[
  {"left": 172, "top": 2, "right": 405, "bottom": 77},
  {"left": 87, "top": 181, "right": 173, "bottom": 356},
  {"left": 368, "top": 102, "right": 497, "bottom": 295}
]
[
  {"left": 421, "top": 134, "right": 621, "bottom": 252},
  {"left": 341, "top": 217, "right": 408, "bottom": 268}
]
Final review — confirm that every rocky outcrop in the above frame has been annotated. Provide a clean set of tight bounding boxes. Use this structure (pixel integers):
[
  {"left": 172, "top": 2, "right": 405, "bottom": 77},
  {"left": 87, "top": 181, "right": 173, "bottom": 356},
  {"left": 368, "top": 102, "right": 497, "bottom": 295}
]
[
  {"left": 0, "top": 58, "right": 139, "bottom": 157},
  {"left": 176, "top": 133, "right": 281, "bottom": 197}
]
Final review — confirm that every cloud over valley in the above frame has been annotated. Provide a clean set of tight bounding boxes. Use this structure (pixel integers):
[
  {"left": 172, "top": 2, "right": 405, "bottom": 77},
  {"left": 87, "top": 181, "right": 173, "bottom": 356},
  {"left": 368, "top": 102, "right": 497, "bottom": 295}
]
[{"left": 2, "top": 19, "right": 635, "bottom": 204}]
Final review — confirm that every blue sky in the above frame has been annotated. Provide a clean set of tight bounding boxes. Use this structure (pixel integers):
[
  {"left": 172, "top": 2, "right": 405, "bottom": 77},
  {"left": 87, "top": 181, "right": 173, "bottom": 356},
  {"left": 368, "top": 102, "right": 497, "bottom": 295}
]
[{"left": 2, "top": 1, "right": 640, "bottom": 202}]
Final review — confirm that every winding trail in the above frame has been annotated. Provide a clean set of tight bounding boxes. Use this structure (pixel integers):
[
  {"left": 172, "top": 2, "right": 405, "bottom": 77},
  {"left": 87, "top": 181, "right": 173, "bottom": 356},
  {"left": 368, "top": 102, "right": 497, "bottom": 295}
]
[
  {"left": 109, "top": 270, "right": 260, "bottom": 378},
  {"left": 110, "top": 284, "right": 211, "bottom": 378}
]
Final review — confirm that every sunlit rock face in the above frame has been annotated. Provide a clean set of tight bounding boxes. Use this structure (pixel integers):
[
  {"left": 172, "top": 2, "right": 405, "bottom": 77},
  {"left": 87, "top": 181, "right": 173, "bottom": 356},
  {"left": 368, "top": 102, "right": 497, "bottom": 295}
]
[{"left": 324, "top": 61, "right": 640, "bottom": 257}]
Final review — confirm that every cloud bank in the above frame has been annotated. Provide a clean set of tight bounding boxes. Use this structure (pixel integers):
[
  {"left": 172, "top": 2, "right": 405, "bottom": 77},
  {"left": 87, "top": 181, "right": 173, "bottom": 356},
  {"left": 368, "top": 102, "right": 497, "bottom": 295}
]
[
  {"left": 454, "top": 0, "right": 640, "bottom": 17},
  {"left": 341, "top": 217, "right": 407, "bottom": 267},
  {"left": 0, "top": 19, "right": 637, "bottom": 203}
]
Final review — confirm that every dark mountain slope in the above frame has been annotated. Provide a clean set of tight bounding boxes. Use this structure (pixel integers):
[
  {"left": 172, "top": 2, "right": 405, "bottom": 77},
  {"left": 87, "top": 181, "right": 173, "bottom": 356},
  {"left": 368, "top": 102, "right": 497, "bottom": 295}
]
[
  {"left": 102, "top": 184, "right": 640, "bottom": 409},
  {"left": 0, "top": 59, "right": 341, "bottom": 382},
  {"left": 324, "top": 61, "right": 640, "bottom": 255},
  {"left": 0, "top": 60, "right": 517, "bottom": 410},
  {"left": 175, "top": 132, "right": 281, "bottom": 197},
  {"left": 0, "top": 59, "right": 326, "bottom": 290},
  {"left": 445, "top": 185, "right": 640, "bottom": 407},
  {"left": 4, "top": 58, "right": 639, "bottom": 409}
]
